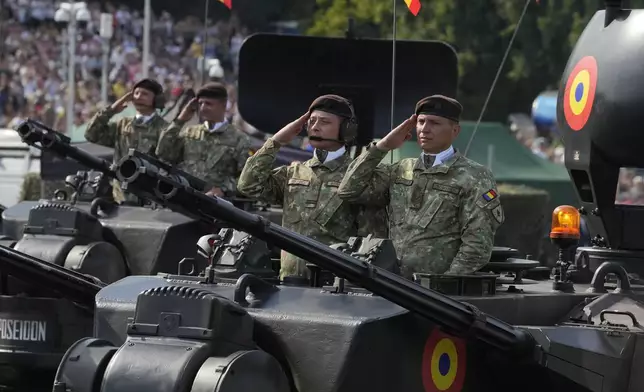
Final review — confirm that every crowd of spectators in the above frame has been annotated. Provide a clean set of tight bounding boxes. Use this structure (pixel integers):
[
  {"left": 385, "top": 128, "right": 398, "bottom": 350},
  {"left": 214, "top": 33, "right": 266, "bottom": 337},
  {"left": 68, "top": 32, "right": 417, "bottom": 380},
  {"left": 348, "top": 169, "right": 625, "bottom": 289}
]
[
  {"left": 0, "top": 0, "right": 249, "bottom": 131},
  {"left": 0, "top": 0, "right": 594, "bottom": 167},
  {"left": 509, "top": 117, "right": 644, "bottom": 206},
  {"left": 616, "top": 168, "right": 644, "bottom": 206},
  {"left": 510, "top": 119, "right": 565, "bottom": 165}
]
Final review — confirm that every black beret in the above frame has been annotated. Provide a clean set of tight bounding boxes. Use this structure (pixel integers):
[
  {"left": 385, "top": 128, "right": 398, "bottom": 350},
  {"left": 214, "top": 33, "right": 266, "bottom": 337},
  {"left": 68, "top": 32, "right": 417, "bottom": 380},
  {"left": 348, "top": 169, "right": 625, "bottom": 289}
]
[
  {"left": 132, "top": 78, "right": 163, "bottom": 96},
  {"left": 415, "top": 95, "right": 462, "bottom": 122},
  {"left": 197, "top": 82, "right": 228, "bottom": 100},
  {"left": 309, "top": 94, "right": 354, "bottom": 119}
]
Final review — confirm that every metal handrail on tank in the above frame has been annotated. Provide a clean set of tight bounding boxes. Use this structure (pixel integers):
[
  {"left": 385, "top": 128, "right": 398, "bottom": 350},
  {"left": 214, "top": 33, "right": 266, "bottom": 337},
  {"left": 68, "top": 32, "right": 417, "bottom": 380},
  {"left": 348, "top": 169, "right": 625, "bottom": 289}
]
[{"left": 16, "top": 120, "right": 537, "bottom": 357}]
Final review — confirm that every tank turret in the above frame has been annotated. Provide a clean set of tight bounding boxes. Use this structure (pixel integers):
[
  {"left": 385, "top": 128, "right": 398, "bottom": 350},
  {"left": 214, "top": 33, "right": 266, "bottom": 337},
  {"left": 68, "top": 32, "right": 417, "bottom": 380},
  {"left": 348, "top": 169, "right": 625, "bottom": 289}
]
[{"left": 557, "top": 0, "right": 644, "bottom": 274}]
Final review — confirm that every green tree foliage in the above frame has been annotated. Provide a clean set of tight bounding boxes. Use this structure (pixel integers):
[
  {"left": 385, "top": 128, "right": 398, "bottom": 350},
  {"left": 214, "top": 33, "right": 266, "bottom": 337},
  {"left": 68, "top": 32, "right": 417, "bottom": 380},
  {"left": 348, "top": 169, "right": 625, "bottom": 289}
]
[{"left": 305, "top": 0, "right": 644, "bottom": 121}]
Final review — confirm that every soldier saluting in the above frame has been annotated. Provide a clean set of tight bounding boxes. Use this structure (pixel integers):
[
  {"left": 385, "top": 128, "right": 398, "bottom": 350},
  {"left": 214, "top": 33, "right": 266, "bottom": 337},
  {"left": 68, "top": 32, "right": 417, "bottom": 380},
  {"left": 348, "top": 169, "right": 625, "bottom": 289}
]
[
  {"left": 338, "top": 95, "right": 505, "bottom": 279},
  {"left": 155, "top": 82, "right": 250, "bottom": 197},
  {"left": 237, "top": 95, "right": 388, "bottom": 280},
  {"left": 84, "top": 78, "right": 169, "bottom": 203}
]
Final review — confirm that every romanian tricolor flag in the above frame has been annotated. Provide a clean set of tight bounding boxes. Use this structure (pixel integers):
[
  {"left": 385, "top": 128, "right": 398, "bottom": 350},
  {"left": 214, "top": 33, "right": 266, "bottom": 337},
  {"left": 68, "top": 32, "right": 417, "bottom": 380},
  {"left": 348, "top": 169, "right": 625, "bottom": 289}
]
[
  {"left": 482, "top": 189, "right": 498, "bottom": 202},
  {"left": 219, "top": 0, "right": 232, "bottom": 9},
  {"left": 404, "top": 0, "right": 421, "bottom": 16}
]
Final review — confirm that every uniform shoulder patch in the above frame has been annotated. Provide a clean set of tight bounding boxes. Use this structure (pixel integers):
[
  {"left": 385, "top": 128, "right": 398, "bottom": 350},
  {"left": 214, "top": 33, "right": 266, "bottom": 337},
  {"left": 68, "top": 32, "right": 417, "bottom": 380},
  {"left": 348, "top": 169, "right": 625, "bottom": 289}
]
[
  {"left": 481, "top": 189, "right": 498, "bottom": 202},
  {"left": 491, "top": 204, "right": 505, "bottom": 224}
]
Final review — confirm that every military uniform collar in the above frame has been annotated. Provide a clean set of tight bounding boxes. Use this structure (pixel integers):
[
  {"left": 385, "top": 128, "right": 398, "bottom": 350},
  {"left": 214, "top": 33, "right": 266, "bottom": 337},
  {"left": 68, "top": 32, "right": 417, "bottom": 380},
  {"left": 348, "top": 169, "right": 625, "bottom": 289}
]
[
  {"left": 204, "top": 120, "right": 229, "bottom": 133},
  {"left": 315, "top": 146, "right": 346, "bottom": 163},
  {"left": 414, "top": 149, "right": 462, "bottom": 173},
  {"left": 133, "top": 112, "right": 157, "bottom": 125},
  {"left": 422, "top": 145, "right": 455, "bottom": 166},
  {"left": 309, "top": 149, "right": 350, "bottom": 171}
]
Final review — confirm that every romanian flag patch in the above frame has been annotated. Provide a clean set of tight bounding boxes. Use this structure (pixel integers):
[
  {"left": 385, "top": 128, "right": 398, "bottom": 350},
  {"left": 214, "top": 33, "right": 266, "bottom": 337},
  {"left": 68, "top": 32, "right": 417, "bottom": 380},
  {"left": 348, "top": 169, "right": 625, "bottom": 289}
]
[{"left": 482, "top": 189, "right": 498, "bottom": 202}]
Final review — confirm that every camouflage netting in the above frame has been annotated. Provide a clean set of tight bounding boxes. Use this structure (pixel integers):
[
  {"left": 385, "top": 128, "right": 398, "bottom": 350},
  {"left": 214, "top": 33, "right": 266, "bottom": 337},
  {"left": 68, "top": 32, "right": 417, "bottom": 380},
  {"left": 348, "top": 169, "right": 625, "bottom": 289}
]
[{"left": 494, "top": 183, "right": 551, "bottom": 264}]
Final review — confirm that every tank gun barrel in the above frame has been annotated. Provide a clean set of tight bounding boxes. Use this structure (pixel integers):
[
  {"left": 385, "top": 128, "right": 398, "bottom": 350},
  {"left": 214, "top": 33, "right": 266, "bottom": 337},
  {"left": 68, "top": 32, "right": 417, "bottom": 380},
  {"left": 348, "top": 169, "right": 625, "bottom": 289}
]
[
  {"left": 117, "top": 149, "right": 207, "bottom": 193},
  {"left": 0, "top": 245, "right": 104, "bottom": 309},
  {"left": 115, "top": 153, "right": 536, "bottom": 357},
  {"left": 115, "top": 149, "right": 210, "bottom": 221},
  {"left": 16, "top": 119, "right": 114, "bottom": 177}
]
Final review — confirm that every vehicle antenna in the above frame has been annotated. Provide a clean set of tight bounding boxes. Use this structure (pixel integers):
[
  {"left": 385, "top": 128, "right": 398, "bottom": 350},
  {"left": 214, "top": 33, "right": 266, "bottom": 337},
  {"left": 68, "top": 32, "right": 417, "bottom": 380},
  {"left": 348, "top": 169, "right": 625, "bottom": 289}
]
[
  {"left": 389, "top": 0, "right": 398, "bottom": 164},
  {"left": 464, "top": 0, "right": 533, "bottom": 157},
  {"left": 201, "top": 0, "right": 211, "bottom": 86},
  {"left": 345, "top": 0, "right": 355, "bottom": 39}
]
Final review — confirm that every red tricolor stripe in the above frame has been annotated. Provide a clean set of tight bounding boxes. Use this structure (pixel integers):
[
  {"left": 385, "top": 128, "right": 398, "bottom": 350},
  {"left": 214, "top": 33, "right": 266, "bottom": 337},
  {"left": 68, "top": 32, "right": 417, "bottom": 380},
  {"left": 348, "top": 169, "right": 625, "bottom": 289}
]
[
  {"left": 404, "top": 0, "right": 421, "bottom": 16},
  {"left": 220, "top": 0, "right": 232, "bottom": 9}
]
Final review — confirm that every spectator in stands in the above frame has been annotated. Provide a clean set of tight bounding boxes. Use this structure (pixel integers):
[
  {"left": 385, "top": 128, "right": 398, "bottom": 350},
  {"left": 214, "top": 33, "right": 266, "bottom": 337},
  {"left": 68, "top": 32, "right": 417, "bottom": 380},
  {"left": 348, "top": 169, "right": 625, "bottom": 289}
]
[{"left": 0, "top": 0, "right": 252, "bottom": 134}]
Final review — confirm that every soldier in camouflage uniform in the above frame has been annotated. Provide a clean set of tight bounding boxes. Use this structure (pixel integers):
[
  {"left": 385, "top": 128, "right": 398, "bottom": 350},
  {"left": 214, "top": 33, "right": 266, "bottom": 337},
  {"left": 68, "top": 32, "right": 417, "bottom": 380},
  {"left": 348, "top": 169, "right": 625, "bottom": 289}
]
[
  {"left": 338, "top": 95, "right": 505, "bottom": 279},
  {"left": 237, "top": 95, "right": 388, "bottom": 280},
  {"left": 84, "top": 78, "right": 168, "bottom": 204},
  {"left": 156, "top": 83, "right": 250, "bottom": 197}
]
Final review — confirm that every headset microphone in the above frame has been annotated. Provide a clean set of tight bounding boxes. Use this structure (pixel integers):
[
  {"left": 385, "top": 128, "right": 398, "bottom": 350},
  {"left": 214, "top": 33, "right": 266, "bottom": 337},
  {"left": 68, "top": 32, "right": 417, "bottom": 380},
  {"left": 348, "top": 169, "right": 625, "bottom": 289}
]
[{"left": 309, "top": 135, "right": 343, "bottom": 143}]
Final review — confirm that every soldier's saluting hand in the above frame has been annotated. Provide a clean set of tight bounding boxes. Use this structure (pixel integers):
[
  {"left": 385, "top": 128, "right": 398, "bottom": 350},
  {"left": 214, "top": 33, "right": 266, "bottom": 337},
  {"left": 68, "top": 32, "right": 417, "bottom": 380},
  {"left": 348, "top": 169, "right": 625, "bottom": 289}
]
[
  {"left": 271, "top": 112, "right": 311, "bottom": 145},
  {"left": 110, "top": 91, "right": 133, "bottom": 114},
  {"left": 374, "top": 114, "right": 417, "bottom": 151},
  {"left": 176, "top": 97, "right": 198, "bottom": 122}
]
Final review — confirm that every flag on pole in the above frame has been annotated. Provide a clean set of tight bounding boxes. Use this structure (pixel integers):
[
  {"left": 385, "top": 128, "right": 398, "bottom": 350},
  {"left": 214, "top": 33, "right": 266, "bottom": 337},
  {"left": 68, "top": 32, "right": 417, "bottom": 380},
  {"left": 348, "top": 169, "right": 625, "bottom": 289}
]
[
  {"left": 219, "top": 0, "right": 232, "bottom": 9},
  {"left": 404, "top": 0, "right": 421, "bottom": 16}
]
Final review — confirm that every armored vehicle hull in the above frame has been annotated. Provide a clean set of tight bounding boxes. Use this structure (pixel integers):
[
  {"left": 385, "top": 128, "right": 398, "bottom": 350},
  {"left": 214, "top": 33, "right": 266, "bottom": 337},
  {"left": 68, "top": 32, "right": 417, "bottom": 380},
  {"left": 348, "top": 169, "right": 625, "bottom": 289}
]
[
  {"left": 0, "top": 199, "right": 214, "bottom": 388},
  {"left": 57, "top": 271, "right": 638, "bottom": 392},
  {"left": 0, "top": 296, "right": 92, "bottom": 389},
  {"left": 2, "top": 201, "right": 211, "bottom": 276}
]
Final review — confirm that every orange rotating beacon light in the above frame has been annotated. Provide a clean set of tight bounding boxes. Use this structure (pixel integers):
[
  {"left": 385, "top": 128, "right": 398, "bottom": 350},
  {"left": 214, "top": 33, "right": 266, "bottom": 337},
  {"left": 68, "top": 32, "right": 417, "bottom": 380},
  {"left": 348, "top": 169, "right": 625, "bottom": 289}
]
[{"left": 549, "top": 205, "right": 581, "bottom": 292}]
